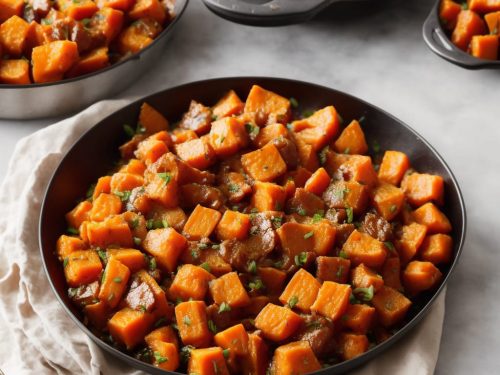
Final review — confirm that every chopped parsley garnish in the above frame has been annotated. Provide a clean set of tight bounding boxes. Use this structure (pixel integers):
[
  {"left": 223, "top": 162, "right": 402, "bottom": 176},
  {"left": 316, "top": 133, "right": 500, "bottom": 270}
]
[
  {"left": 222, "top": 348, "right": 230, "bottom": 359},
  {"left": 131, "top": 218, "right": 140, "bottom": 229},
  {"left": 211, "top": 244, "right": 220, "bottom": 250},
  {"left": 339, "top": 250, "right": 348, "bottom": 259},
  {"left": 154, "top": 317, "right": 167, "bottom": 328},
  {"left": 294, "top": 252, "right": 307, "bottom": 267},
  {"left": 183, "top": 316, "right": 192, "bottom": 326},
  {"left": 372, "top": 140, "right": 381, "bottom": 153},
  {"left": 303, "top": 231, "right": 314, "bottom": 239},
  {"left": 390, "top": 204, "right": 397, "bottom": 213},
  {"left": 123, "top": 124, "right": 135, "bottom": 138},
  {"left": 200, "top": 262, "right": 211, "bottom": 272},
  {"left": 138, "top": 305, "right": 147, "bottom": 313},
  {"left": 288, "top": 295, "right": 299, "bottom": 309},
  {"left": 297, "top": 208, "right": 306, "bottom": 216},
  {"left": 133, "top": 237, "right": 141, "bottom": 246},
  {"left": 197, "top": 243, "right": 209, "bottom": 250},
  {"left": 149, "top": 257, "right": 157, "bottom": 271},
  {"left": 154, "top": 351, "right": 168, "bottom": 364},
  {"left": 336, "top": 265, "right": 344, "bottom": 279},
  {"left": 113, "top": 277, "right": 122, "bottom": 283},
  {"left": 157, "top": 172, "right": 172, "bottom": 184},
  {"left": 227, "top": 183, "right": 240, "bottom": 193},
  {"left": 358, "top": 115, "right": 366, "bottom": 123},
  {"left": 218, "top": 302, "right": 231, "bottom": 313},
  {"left": 208, "top": 319, "right": 217, "bottom": 334},
  {"left": 302, "top": 109, "right": 314, "bottom": 118},
  {"left": 249, "top": 279, "right": 264, "bottom": 291},
  {"left": 248, "top": 260, "right": 257, "bottom": 274},
  {"left": 318, "top": 147, "right": 329, "bottom": 165},
  {"left": 344, "top": 147, "right": 351, "bottom": 154},
  {"left": 289, "top": 97, "right": 299, "bottom": 108},
  {"left": 353, "top": 285, "right": 374, "bottom": 302},
  {"left": 191, "top": 249, "right": 200, "bottom": 259},
  {"left": 63, "top": 258, "right": 69, "bottom": 268},
  {"left": 384, "top": 241, "right": 396, "bottom": 253},
  {"left": 97, "top": 249, "right": 107, "bottom": 263},
  {"left": 113, "top": 190, "right": 131, "bottom": 202},
  {"left": 146, "top": 219, "right": 167, "bottom": 230},
  {"left": 312, "top": 211, "right": 324, "bottom": 223},
  {"left": 86, "top": 183, "right": 96, "bottom": 200},
  {"left": 245, "top": 123, "right": 260, "bottom": 140},
  {"left": 271, "top": 216, "right": 283, "bottom": 228},
  {"left": 67, "top": 227, "right": 79, "bottom": 235},
  {"left": 346, "top": 207, "right": 354, "bottom": 223}
]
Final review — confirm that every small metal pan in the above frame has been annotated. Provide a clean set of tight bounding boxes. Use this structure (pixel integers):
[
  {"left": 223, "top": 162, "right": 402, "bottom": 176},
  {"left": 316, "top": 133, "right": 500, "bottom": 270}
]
[
  {"left": 0, "top": 0, "right": 188, "bottom": 120},
  {"left": 39, "top": 77, "right": 466, "bottom": 374},
  {"left": 423, "top": 0, "right": 500, "bottom": 69},
  {"left": 202, "top": 0, "right": 366, "bottom": 27}
]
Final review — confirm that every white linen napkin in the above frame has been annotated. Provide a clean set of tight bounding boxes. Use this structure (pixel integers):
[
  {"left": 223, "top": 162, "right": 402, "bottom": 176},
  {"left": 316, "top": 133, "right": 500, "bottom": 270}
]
[{"left": 0, "top": 99, "right": 446, "bottom": 375}]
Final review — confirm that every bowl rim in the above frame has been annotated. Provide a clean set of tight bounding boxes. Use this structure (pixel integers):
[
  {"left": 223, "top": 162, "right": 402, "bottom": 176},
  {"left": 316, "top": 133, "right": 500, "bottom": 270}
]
[
  {"left": 422, "top": 0, "right": 500, "bottom": 69},
  {"left": 39, "top": 76, "right": 467, "bottom": 374},
  {"left": 0, "top": 0, "right": 189, "bottom": 90}
]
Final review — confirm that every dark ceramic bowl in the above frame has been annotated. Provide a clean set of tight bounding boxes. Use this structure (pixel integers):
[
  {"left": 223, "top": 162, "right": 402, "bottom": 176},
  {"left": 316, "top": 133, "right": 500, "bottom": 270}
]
[
  {"left": 423, "top": 0, "right": 500, "bottom": 69},
  {"left": 39, "top": 77, "right": 466, "bottom": 374},
  {"left": 0, "top": 0, "right": 188, "bottom": 120}
]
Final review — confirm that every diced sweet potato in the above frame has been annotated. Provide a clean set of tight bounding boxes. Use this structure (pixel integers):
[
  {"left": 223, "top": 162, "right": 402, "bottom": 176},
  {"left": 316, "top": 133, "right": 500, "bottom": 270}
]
[
  {"left": 93, "top": 175, "right": 112, "bottom": 200},
  {"left": 0, "top": 0, "right": 23, "bottom": 22},
  {"left": 209, "top": 271, "right": 250, "bottom": 308},
  {"left": 294, "top": 134, "right": 319, "bottom": 172},
  {"left": 117, "top": 18, "right": 161, "bottom": 54},
  {"left": 98, "top": 257, "right": 130, "bottom": 308},
  {"left": 209, "top": 117, "right": 249, "bottom": 158},
  {"left": 175, "top": 301, "right": 211, "bottom": 347},
  {"left": 108, "top": 307, "right": 153, "bottom": 349},
  {"left": 342, "top": 304, "right": 376, "bottom": 334},
  {"left": 188, "top": 347, "right": 230, "bottom": 375},
  {"left": 129, "top": 0, "right": 166, "bottom": 24},
  {"left": 110, "top": 172, "right": 144, "bottom": 193},
  {"left": 214, "top": 323, "right": 249, "bottom": 356},
  {"left": 63, "top": 250, "right": 102, "bottom": 287},
  {"left": 216, "top": 210, "right": 250, "bottom": 241},
  {"left": 144, "top": 170, "right": 178, "bottom": 208},
  {"left": 371, "top": 286, "right": 411, "bottom": 327},
  {"left": 85, "top": 215, "right": 133, "bottom": 248},
  {"left": 0, "top": 15, "right": 29, "bottom": 56},
  {"left": 310, "top": 281, "right": 351, "bottom": 322},
  {"left": 243, "top": 333, "right": 269, "bottom": 375},
  {"left": 276, "top": 221, "right": 336, "bottom": 258},
  {"left": 484, "top": 10, "right": 500, "bottom": 34},
  {"left": 67, "top": 47, "right": 109, "bottom": 78},
  {"left": 84, "top": 301, "right": 108, "bottom": 330},
  {"left": 378, "top": 150, "right": 410, "bottom": 186},
  {"left": 351, "top": 263, "right": 384, "bottom": 292},
  {"left": 397, "top": 222, "right": 427, "bottom": 265},
  {"left": 241, "top": 143, "right": 287, "bottom": 182},
  {"left": 183, "top": 204, "right": 222, "bottom": 240},
  {"left": 371, "top": 182, "right": 405, "bottom": 221},
  {"left": 401, "top": 172, "right": 444, "bottom": 207},
  {"left": 440, "top": 0, "right": 463, "bottom": 29},
  {"left": 413, "top": 202, "right": 452, "bottom": 234},
  {"left": 134, "top": 270, "right": 172, "bottom": 319},
  {"left": 381, "top": 257, "right": 404, "bottom": 291},
  {"left": 107, "top": 248, "right": 146, "bottom": 272},
  {"left": 272, "top": 341, "right": 321, "bottom": 374},
  {"left": 32, "top": 40, "right": 79, "bottom": 83},
  {"left": 212, "top": 89, "right": 244, "bottom": 119},
  {"left": 323, "top": 180, "right": 369, "bottom": 215},
  {"left": 279, "top": 268, "right": 320, "bottom": 312},
  {"left": 175, "top": 138, "right": 216, "bottom": 170},
  {"left": 304, "top": 167, "right": 330, "bottom": 196},
  {"left": 57, "top": 0, "right": 98, "bottom": 20},
  {"left": 468, "top": 0, "right": 500, "bottom": 14},
  {"left": 251, "top": 181, "right": 286, "bottom": 212},
  {"left": 0, "top": 59, "right": 30, "bottom": 84},
  {"left": 291, "top": 106, "right": 340, "bottom": 151},
  {"left": 57, "top": 235, "right": 86, "bottom": 259},
  {"left": 66, "top": 200, "right": 92, "bottom": 229},
  {"left": 143, "top": 227, "right": 187, "bottom": 272},
  {"left": 90, "top": 193, "right": 122, "bottom": 221},
  {"left": 333, "top": 120, "right": 368, "bottom": 155},
  {"left": 136, "top": 138, "right": 169, "bottom": 165},
  {"left": 338, "top": 333, "right": 369, "bottom": 361},
  {"left": 254, "top": 303, "right": 302, "bottom": 341},
  {"left": 419, "top": 234, "right": 453, "bottom": 265},
  {"left": 342, "top": 230, "right": 387, "bottom": 269},
  {"left": 340, "top": 155, "right": 378, "bottom": 187},
  {"left": 257, "top": 267, "right": 287, "bottom": 295},
  {"left": 90, "top": 7, "right": 124, "bottom": 43},
  {"left": 452, "top": 10, "right": 486, "bottom": 51},
  {"left": 244, "top": 85, "right": 291, "bottom": 126},
  {"left": 316, "top": 256, "right": 351, "bottom": 283},
  {"left": 403, "top": 261, "right": 442, "bottom": 295},
  {"left": 145, "top": 326, "right": 179, "bottom": 348},
  {"left": 148, "top": 341, "right": 179, "bottom": 371},
  {"left": 253, "top": 123, "right": 288, "bottom": 148},
  {"left": 169, "top": 264, "right": 215, "bottom": 301},
  {"left": 120, "top": 159, "right": 147, "bottom": 176}
]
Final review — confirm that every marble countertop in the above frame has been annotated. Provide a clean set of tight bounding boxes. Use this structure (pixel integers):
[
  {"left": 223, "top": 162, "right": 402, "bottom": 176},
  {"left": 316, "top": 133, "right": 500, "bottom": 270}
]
[{"left": 1, "top": 0, "right": 499, "bottom": 373}]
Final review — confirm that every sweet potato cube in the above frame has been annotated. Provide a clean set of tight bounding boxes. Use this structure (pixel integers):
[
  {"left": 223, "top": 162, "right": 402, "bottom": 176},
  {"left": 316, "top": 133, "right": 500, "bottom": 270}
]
[
  {"left": 351, "top": 263, "right": 384, "bottom": 292},
  {"left": 251, "top": 181, "right": 286, "bottom": 212},
  {"left": 342, "top": 230, "right": 387, "bottom": 269},
  {"left": 273, "top": 341, "right": 321, "bottom": 374},
  {"left": 216, "top": 210, "right": 250, "bottom": 241},
  {"left": 120, "top": 159, "right": 147, "bottom": 176},
  {"left": 294, "top": 135, "right": 319, "bottom": 172},
  {"left": 63, "top": 250, "right": 102, "bottom": 287},
  {"left": 136, "top": 138, "right": 169, "bottom": 165},
  {"left": 0, "top": 59, "right": 30, "bottom": 84},
  {"left": 254, "top": 303, "right": 302, "bottom": 341},
  {"left": 403, "top": 261, "right": 442, "bottom": 295},
  {"left": 381, "top": 257, "right": 404, "bottom": 291},
  {"left": 175, "top": 301, "right": 211, "bottom": 347},
  {"left": 145, "top": 326, "right": 179, "bottom": 348},
  {"left": 57, "top": 235, "right": 86, "bottom": 259},
  {"left": 110, "top": 172, "right": 144, "bottom": 193},
  {"left": 148, "top": 341, "right": 179, "bottom": 371},
  {"left": 129, "top": 0, "right": 166, "bottom": 24},
  {"left": 143, "top": 227, "right": 187, "bottom": 272},
  {"left": 485, "top": 11, "right": 500, "bottom": 34},
  {"left": 322, "top": 180, "right": 369, "bottom": 215},
  {"left": 471, "top": 34, "right": 499, "bottom": 60},
  {"left": 304, "top": 167, "right": 330, "bottom": 196},
  {"left": 310, "top": 281, "right": 351, "bottom": 322},
  {"left": 134, "top": 270, "right": 172, "bottom": 319},
  {"left": 90, "top": 193, "right": 122, "bottom": 221},
  {"left": 66, "top": 200, "right": 92, "bottom": 229},
  {"left": 212, "top": 89, "right": 244, "bottom": 119},
  {"left": 0, "top": 0, "right": 23, "bottom": 22},
  {"left": 413, "top": 202, "right": 452, "bottom": 234},
  {"left": 145, "top": 171, "right": 178, "bottom": 208},
  {"left": 452, "top": 10, "right": 486, "bottom": 51},
  {"left": 397, "top": 222, "right": 427, "bottom": 265},
  {"left": 188, "top": 347, "right": 230, "bottom": 375},
  {"left": 98, "top": 257, "right": 130, "bottom": 308},
  {"left": 67, "top": 47, "right": 110, "bottom": 78},
  {"left": 277, "top": 221, "right": 336, "bottom": 259},
  {"left": 241, "top": 143, "right": 287, "bottom": 182},
  {"left": 440, "top": 0, "right": 462, "bottom": 29},
  {"left": 84, "top": 301, "right": 108, "bottom": 329},
  {"left": 183, "top": 204, "right": 222, "bottom": 240},
  {"left": 32, "top": 40, "right": 79, "bottom": 83},
  {"left": 93, "top": 175, "right": 112, "bottom": 200},
  {"left": 341, "top": 155, "right": 378, "bottom": 187},
  {"left": 342, "top": 304, "right": 376, "bottom": 334},
  {"left": 243, "top": 333, "right": 269, "bottom": 375},
  {"left": 371, "top": 182, "right": 405, "bottom": 221},
  {"left": 338, "top": 333, "right": 369, "bottom": 361},
  {"left": 468, "top": 0, "right": 500, "bottom": 13},
  {"left": 117, "top": 20, "right": 156, "bottom": 54},
  {"left": 107, "top": 248, "right": 147, "bottom": 272},
  {"left": 175, "top": 138, "right": 216, "bottom": 170},
  {"left": 85, "top": 215, "right": 133, "bottom": 248},
  {"left": 279, "top": 269, "right": 321, "bottom": 312},
  {"left": 169, "top": 264, "right": 215, "bottom": 301},
  {"left": 244, "top": 85, "right": 291, "bottom": 126},
  {"left": 253, "top": 123, "right": 288, "bottom": 148},
  {"left": 291, "top": 106, "right": 340, "bottom": 151},
  {"left": 402, "top": 172, "right": 444, "bottom": 207},
  {"left": 371, "top": 286, "right": 411, "bottom": 327},
  {"left": 333, "top": 120, "right": 368, "bottom": 155},
  {"left": 57, "top": 0, "right": 98, "bottom": 20},
  {"left": 420, "top": 234, "right": 453, "bottom": 265},
  {"left": 316, "top": 256, "right": 351, "bottom": 283},
  {"left": 90, "top": 7, "right": 124, "bottom": 43},
  {"left": 209, "top": 271, "right": 250, "bottom": 308},
  {"left": 209, "top": 117, "right": 249, "bottom": 158},
  {"left": 378, "top": 150, "right": 410, "bottom": 186},
  {"left": 108, "top": 307, "right": 153, "bottom": 349},
  {"left": 0, "top": 15, "right": 29, "bottom": 56},
  {"left": 100, "top": 0, "right": 135, "bottom": 11},
  {"left": 257, "top": 267, "right": 287, "bottom": 295},
  {"left": 214, "top": 323, "right": 249, "bottom": 356}
]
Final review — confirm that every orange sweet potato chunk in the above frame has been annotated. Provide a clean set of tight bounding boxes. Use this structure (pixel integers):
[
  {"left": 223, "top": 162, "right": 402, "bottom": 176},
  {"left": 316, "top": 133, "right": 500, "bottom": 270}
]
[
  {"left": 310, "top": 281, "right": 351, "bottom": 322},
  {"left": 292, "top": 106, "right": 340, "bottom": 151},
  {"left": 144, "top": 171, "right": 178, "bottom": 208},
  {"left": 90, "top": 193, "right": 122, "bottom": 221},
  {"left": 108, "top": 307, "right": 154, "bottom": 349},
  {"left": 175, "top": 138, "right": 216, "bottom": 170},
  {"left": 244, "top": 85, "right": 291, "bottom": 126},
  {"left": 138, "top": 102, "right": 168, "bottom": 134},
  {"left": 85, "top": 215, "right": 133, "bottom": 248},
  {"left": 63, "top": 250, "right": 102, "bottom": 287},
  {"left": 316, "top": 256, "right": 351, "bottom": 283},
  {"left": 333, "top": 120, "right": 368, "bottom": 155},
  {"left": 342, "top": 230, "right": 387, "bottom": 269},
  {"left": 484, "top": 10, "right": 500, "bottom": 34},
  {"left": 90, "top": 7, "right": 124, "bottom": 43},
  {"left": 277, "top": 221, "right": 336, "bottom": 259},
  {"left": 188, "top": 347, "right": 230, "bottom": 375},
  {"left": 403, "top": 261, "right": 442, "bottom": 295},
  {"left": 413, "top": 202, "right": 452, "bottom": 234},
  {"left": 243, "top": 333, "right": 269, "bottom": 375},
  {"left": 304, "top": 167, "right": 330, "bottom": 196},
  {"left": 440, "top": 0, "right": 462, "bottom": 29},
  {"left": 378, "top": 150, "right": 410, "bottom": 186},
  {"left": 216, "top": 210, "right": 250, "bottom": 241},
  {"left": 175, "top": 301, "right": 211, "bottom": 347},
  {"left": 214, "top": 323, "right": 249, "bottom": 356},
  {"left": 257, "top": 267, "right": 287, "bottom": 295},
  {"left": 107, "top": 248, "right": 146, "bottom": 272},
  {"left": 67, "top": 47, "right": 110, "bottom": 78},
  {"left": 93, "top": 175, "right": 112, "bottom": 200},
  {"left": 129, "top": 0, "right": 165, "bottom": 24},
  {"left": 371, "top": 182, "right": 405, "bottom": 221},
  {"left": 241, "top": 143, "right": 287, "bottom": 182},
  {"left": 32, "top": 40, "right": 79, "bottom": 83},
  {"left": 351, "top": 263, "right": 384, "bottom": 292},
  {"left": 371, "top": 286, "right": 411, "bottom": 327},
  {"left": 110, "top": 172, "right": 144, "bottom": 193},
  {"left": 209, "top": 271, "right": 250, "bottom": 308},
  {"left": 251, "top": 181, "right": 286, "bottom": 212},
  {"left": 279, "top": 268, "right": 321, "bottom": 313},
  {"left": 323, "top": 180, "right": 369, "bottom": 215},
  {"left": 294, "top": 134, "right": 319, "bottom": 172},
  {"left": 381, "top": 257, "right": 404, "bottom": 292},
  {"left": 98, "top": 257, "right": 130, "bottom": 308},
  {"left": 169, "top": 264, "right": 215, "bottom": 301},
  {"left": 209, "top": 117, "right": 249, "bottom": 158},
  {"left": 272, "top": 341, "right": 321, "bottom": 374},
  {"left": 253, "top": 123, "right": 288, "bottom": 148},
  {"left": 66, "top": 200, "right": 92, "bottom": 229},
  {"left": 57, "top": 0, "right": 98, "bottom": 20},
  {"left": 254, "top": 303, "right": 303, "bottom": 341},
  {"left": 57, "top": 235, "right": 86, "bottom": 259},
  {"left": 338, "top": 333, "right": 369, "bottom": 361},
  {"left": 0, "top": 15, "right": 29, "bottom": 56},
  {"left": 452, "top": 10, "right": 486, "bottom": 51},
  {"left": 0, "top": 0, "right": 23, "bottom": 22},
  {"left": 420, "top": 234, "right": 453, "bottom": 265},
  {"left": 148, "top": 341, "right": 179, "bottom": 370},
  {"left": 145, "top": 326, "right": 179, "bottom": 348},
  {"left": 342, "top": 304, "right": 376, "bottom": 334},
  {"left": 100, "top": 0, "right": 135, "bottom": 11},
  {"left": 85, "top": 301, "right": 108, "bottom": 330},
  {"left": 136, "top": 138, "right": 169, "bottom": 165},
  {"left": 143, "top": 227, "right": 187, "bottom": 272},
  {"left": 468, "top": 0, "right": 500, "bottom": 13},
  {"left": 341, "top": 155, "right": 378, "bottom": 187},
  {"left": 397, "top": 222, "right": 427, "bottom": 265},
  {"left": 212, "top": 89, "right": 244, "bottom": 119},
  {"left": 471, "top": 34, "right": 499, "bottom": 60},
  {"left": 117, "top": 19, "right": 159, "bottom": 55},
  {"left": 0, "top": 59, "right": 30, "bottom": 84},
  {"left": 401, "top": 172, "right": 444, "bottom": 207},
  {"left": 183, "top": 204, "right": 222, "bottom": 240}
]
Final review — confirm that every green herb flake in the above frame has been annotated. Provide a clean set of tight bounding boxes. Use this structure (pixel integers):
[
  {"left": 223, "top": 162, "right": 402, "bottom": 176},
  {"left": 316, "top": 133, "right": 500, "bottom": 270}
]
[
  {"left": 384, "top": 241, "right": 396, "bottom": 253},
  {"left": 289, "top": 97, "right": 299, "bottom": 108},
  {"left": 67, "top": 227, "right": 79, "bottom": 235},
  {"left": 113, "top": 277, "right": 122, "bottom": 283},
  {"left": 81, "top": 18, "right": 91, "bottom": 28},
  {"left": 133, "top": 237, "right": 141, "bottom": 246},
  {"left": 138, "top": 305, "right": 147, "bottom": 313},
  {"left": 123, "top": 124, "right": 135, "bottom": 138},
  {"left": 249, "top": 279, "right": 264, "bottom": 291},
  {"left": 248, "top": 260, "right": 257, "bottom": 274},
  {"left": 154, "top": 351, "right": 168, "bottom": 364},
  {"left": 302, "top": 109, "right": 314, "bottom": 118},
  {"left": 208, "top": 319, "right": 217, "bottom": 334},
  {"left": 157, "top": 172, "right": 172, "bottom": 184},
  {"left": 336, "top": 265, "right": 344, "bottom": 280},
  {"left": 149, "top": 257, "right": 157, "bottom": 271},
  {"left": 358, "top": 115, "right": 366, "bottom": 123},
  {"left": 297, "top": 208, "right": 306, "bottom": 216},
  {"left": 136, "top": 123, "right": 146, "bottom": 134},
  {"left": 372, "top": 140, "right": 381, "bottom": 153},
  {"left": 303, "top": 231, "right": 314, "bottom": 240},
  {"left": 344, "top": 147, "right": 351, "bottom": 154},
  {"left": 312, "top": 211, "right": 324, "bottom": 223},
  {"left": 219, "top": 136, "right": 226, "bottom": 144},
  {"left": 97, "top": 249, "right": 107, "bottom": 263},
  {"left": 197, "top": 243, "right": 209, "bottom": 250},
  {"left": 245, "top": 123, "right": 260, "bottom": 140},
  {"left": 131, "top": 218, "right": 140, "bottom": 229},
  {"left": 154, "top": 317, "right": 167, "bottom": 328},
  {"left": 461, "top": 2, "right": 467, "bottom": 10},
  {"left": 389, "top": 204, "right": 397, "bottom": 213},
  {"left": 113, "top": 190, "right": 131, "bottom": 202},
  {"left": 349, "top": 293, "right": 360, "bottom": 305},
  {"left": 353, "top": 285, "right": 374, "bottom": 302},
  {"left": 271, "top": 216, "right": 282, "bottom": 228},
  {"left": 227, "top": 183, "right": 240, "bottom": 193},
  {"left": 107, "top": 292, "right": 115, "bottom": 302},
  {"left": 318, "top": 147, "right": 329, "bottom": 165},
  {"left": 294, "top": 252, "right": 308, "bottom": 267},
  {"left": 183, "top": 315, "right": 192, "bottom": 326},
  {"left": 218, "top": 302, "right": 231, "bottom": 313},
  {"left": 191, "top": 249, "right": 200, "bottom": 259},
  {"left": 288, "top": 295, "right": 299, "bottom": 309},
  {"left": 86, "top": 183, "right": 96, "bottom": 199},
  {"left": 63, "top": 258, "right": 69, "bottom": 268},
  {"left": 346, "top": 207, "right": 354, "bottom": 223},
  {"left": 211, "top": 244, "right": 220, "bottom": 250},
  {"left": 222, "top": 348, "right": 230, "bottom": 359},
  {"left": 200, "top": 262, "right": 211, "bottom": 272},
  {"left": 339, "top": 250, "right": 348, "bottom": 259}
]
